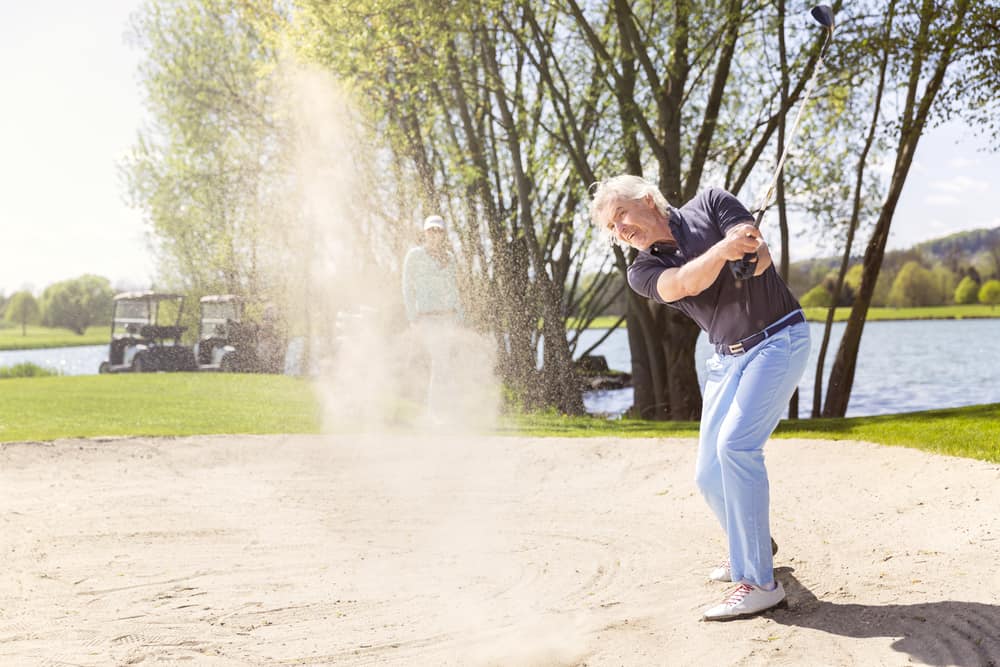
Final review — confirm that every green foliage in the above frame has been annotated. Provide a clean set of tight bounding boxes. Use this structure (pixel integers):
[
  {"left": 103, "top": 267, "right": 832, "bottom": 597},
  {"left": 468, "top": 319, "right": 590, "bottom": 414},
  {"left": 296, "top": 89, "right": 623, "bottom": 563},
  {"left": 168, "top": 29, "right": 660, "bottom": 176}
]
[
  {"left": 978, "top": 279, "right": 1000, "bottom": 308},
  {"left": 800, "top": 284, "right": 834, "bottom": 308},
  {"left": 40, "top": 275, "right": 113, "bottom": 335},
  {"left": 887, "top": 261, "right": 942, "bottom": 307},
  {"left": 4, "top": 291, "right": 41, "bottom": 335},
  {"left": 930, "top": 264, "right": 957, "bottom": 304},
  {"left": 868, "top": 267, "right": 894, "bottom": 307},
  {"left": 844, "top": 264, "right": 864, "bottom": 290},
  {"left": 954, "top": 275, "right": 980, "bottom": 304},
  {"left": 124, "top": 0, "right": 277, "bottom": 295},
  {"left": 0, "top": 362, "right": 58, "bottom": 378}
]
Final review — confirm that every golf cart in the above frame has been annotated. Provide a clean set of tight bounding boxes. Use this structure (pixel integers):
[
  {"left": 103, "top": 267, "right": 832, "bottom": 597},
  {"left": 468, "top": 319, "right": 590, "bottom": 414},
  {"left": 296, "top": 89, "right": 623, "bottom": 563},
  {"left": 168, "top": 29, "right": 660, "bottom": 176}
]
[
  {"left": 195, "top": 295, "right": 285, "bottom": 373},
  {"left": 98, "top": 292, "right": 197, "bottom": 373}
]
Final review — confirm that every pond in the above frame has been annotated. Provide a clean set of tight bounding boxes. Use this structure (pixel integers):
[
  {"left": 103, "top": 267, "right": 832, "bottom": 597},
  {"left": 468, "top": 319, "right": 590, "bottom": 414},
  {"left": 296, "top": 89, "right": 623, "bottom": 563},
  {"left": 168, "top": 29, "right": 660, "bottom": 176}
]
[
  {"left": 576, "top": 318, "right": 1000, "bottom": 418},
  {"left": 0, "top": 345, "right": 107, "bottom": 376},
  {"left": 4, "top": 319, "right": 998, "bottom": 419}
]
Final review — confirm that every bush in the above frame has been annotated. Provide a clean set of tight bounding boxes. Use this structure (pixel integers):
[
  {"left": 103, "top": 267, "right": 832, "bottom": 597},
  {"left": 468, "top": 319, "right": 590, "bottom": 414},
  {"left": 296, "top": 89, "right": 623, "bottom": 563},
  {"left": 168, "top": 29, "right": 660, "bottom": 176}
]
[
  {"left": 888, "top": 261, "right": 942, "bottom": 307},
  {"left": 979, "top": 280, "right": 1000, "bottom": 309},
  {"left": 800, "top": 284, "right": 833, "bottom": 308},
  {"left": 0, "top": 362, "right": 59, "bottom": 378},
  {"left": 954, "top": 276, "right": 980, "bottom": 304}
]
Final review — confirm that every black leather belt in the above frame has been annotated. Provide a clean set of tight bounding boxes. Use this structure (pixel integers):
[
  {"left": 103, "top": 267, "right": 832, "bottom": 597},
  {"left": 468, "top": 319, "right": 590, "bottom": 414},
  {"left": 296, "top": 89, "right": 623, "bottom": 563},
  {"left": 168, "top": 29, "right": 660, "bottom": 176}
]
[{"left": 716, "top": 310, "right": 806, "bottom": 356}]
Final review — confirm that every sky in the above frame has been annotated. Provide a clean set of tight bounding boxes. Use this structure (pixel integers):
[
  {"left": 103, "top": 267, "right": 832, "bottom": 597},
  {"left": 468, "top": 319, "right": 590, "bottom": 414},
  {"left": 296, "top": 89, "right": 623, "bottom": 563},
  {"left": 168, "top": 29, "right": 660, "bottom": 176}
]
[{"left": 1, "top": 2, "right": 998, "bottom": 296}]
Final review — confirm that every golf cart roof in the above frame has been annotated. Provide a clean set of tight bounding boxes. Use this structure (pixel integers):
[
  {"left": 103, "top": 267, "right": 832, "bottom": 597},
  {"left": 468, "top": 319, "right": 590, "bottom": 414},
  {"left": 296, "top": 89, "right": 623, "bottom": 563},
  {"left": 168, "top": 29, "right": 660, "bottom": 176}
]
[
  {"left": 200, "top": 294, "right": 244, "bottom": 304},
  {"left": 113, "top": 291, "right": 185, "bottom": 302}
]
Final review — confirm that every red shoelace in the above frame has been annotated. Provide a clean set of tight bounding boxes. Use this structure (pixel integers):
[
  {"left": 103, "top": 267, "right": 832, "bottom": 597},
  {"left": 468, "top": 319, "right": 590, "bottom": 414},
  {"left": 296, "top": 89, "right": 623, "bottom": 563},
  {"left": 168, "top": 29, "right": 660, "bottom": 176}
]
[{"left": 724, "top": 583, "right": 755, "bottom": 605}]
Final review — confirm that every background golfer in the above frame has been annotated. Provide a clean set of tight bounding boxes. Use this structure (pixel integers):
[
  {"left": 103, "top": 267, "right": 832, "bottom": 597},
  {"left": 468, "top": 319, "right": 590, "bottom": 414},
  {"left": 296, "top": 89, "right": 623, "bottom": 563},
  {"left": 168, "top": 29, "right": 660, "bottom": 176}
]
[
  {"left": 402, "top": 215, "right": 465, "bottom": 424},
  {"left": 590, "top": 175, "right": 810, "bottom": 620}
]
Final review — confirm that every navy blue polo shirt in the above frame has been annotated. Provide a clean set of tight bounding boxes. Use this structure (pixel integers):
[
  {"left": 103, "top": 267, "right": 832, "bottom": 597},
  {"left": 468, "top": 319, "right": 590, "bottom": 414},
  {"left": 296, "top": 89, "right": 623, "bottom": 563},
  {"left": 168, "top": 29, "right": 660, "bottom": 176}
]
[{"left": 626, "top": 187, "right": 801, "bottom": 345}]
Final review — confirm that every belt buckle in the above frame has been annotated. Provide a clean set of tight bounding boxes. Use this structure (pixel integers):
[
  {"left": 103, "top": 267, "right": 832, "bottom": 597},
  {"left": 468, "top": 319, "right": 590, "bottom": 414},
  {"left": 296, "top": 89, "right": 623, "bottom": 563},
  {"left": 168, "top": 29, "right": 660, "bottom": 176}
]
[{"left": 728, "top": 342, "right": 745, "bottom": 355}]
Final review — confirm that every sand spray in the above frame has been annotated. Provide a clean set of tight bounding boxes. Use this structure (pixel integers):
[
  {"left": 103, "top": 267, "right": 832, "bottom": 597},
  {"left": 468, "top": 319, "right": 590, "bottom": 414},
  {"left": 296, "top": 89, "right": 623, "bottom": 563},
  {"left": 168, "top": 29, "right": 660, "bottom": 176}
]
[{"left": 253, "top": 61, "right": 589, "bottom": 663}]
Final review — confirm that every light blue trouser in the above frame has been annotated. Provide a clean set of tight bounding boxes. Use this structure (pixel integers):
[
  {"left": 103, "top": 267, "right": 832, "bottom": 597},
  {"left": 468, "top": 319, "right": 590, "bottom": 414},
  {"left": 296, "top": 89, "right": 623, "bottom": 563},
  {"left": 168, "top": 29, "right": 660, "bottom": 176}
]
[{"left": 695, "top": 315, "right": 810, "bottom": 587}]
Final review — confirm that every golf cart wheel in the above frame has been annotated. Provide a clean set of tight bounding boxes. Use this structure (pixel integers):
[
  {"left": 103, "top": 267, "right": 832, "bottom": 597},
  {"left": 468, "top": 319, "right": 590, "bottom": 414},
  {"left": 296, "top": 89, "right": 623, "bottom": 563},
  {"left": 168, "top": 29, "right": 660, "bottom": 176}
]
[
  {"left": 220, "top": 352, "right": 238, "bottom": 373},
  {"left": 99, "top": 361, "right": 111, "bottom": 374},
  {"left": 132, "top": 354, "right": 148, "bottom": 373}
]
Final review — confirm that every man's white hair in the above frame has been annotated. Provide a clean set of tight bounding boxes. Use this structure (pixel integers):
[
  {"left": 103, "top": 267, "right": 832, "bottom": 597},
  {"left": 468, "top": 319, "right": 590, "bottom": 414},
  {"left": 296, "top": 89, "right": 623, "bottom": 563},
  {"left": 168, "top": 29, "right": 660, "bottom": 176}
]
[{"left": 588, "top": 175, "right": 670, "bottom": 245}]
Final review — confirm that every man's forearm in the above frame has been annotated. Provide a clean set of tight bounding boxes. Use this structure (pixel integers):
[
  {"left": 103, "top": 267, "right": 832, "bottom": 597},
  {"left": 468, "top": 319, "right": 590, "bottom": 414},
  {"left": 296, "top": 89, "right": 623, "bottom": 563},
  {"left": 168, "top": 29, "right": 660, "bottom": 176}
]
[{"left": 656, "top": 246, "right": 728, "bottom": 302}]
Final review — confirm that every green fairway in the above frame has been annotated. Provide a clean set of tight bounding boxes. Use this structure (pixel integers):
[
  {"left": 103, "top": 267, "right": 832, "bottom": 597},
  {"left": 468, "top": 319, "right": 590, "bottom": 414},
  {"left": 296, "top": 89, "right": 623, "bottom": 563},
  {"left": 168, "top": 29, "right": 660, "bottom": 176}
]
[
  {"left": 0, "top": 374, "right": 320, "bottom": 442},
  {"left": 0, "top": 325, "right": 110, "bottom": 350},
  {"left": 1, "top": 374, "right": 996, "bottom": 465}
]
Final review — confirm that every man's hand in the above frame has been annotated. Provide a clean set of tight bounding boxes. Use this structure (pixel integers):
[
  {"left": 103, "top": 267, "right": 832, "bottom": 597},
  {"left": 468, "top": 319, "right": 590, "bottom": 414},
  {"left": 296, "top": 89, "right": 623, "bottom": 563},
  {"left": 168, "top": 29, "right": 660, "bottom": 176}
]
[{"left": 718, "top": 223, "right": 763, "bottom": 261}]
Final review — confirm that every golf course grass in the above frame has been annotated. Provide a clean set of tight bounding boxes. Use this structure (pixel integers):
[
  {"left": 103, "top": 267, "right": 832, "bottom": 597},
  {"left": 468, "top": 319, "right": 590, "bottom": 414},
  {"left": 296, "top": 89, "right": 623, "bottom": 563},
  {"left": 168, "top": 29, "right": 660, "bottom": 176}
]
[
  {"left": 1, "top": 374, "right": 997, "bottom": 464},
  {"left": 0, "top": 325, "right": 110, "bottom": 350},
  {"left": 0, "top": 374, "right": 320, "bottom": 442},
  {"left": 505, "top": 405, "right": 1000, "bottom": 463}
]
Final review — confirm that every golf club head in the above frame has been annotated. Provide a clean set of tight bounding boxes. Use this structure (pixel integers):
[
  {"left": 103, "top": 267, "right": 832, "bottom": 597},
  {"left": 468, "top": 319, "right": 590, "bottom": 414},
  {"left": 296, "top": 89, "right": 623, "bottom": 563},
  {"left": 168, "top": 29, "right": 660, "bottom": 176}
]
[{"left": 811, "top": 5, "right": 835, "bottom": 29}]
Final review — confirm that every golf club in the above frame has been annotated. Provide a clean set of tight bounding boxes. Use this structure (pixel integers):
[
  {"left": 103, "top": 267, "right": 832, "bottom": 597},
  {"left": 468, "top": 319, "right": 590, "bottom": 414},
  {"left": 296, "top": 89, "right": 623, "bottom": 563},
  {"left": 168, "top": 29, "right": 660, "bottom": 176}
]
[{"left": 730, "top": 4, "right": 836, "bottom": 282}]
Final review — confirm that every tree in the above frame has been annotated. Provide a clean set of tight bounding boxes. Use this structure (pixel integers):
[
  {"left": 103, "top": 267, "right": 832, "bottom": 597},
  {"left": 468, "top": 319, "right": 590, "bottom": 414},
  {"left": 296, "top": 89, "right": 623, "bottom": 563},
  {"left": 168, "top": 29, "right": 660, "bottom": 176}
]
[
  {"left": 887, "top": 261, "right": 940, "bottom": 307},
  {"left": 954, "top": 275, "right": 980, "bottom": 304},
  {"left": 800, "top": 284, "right": 834, "bottom": 308},
  {"left": 823, "top": 0, "right": 982, "bottom": 417},
  {"left": 979, "top": 280, "right": 1000, "bottom": 309},
  {"left": 4, "top": 291, "right": 41, "bottom": 335},
  {"left": 930, "top": 264, "right": 957, "bottom": 304},
  {"left": 124, "top": 0, "right": 278, "bottom": 297},
  {"left": 40, "top": 275, "right": 113, "bottom": 335}
]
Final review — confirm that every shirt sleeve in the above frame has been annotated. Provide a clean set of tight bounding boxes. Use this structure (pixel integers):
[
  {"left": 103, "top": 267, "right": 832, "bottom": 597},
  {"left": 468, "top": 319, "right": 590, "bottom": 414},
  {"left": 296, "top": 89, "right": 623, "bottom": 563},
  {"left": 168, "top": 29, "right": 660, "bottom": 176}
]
[
  {"left": 627, "top": 257, "right": 670, "bottom": 305},
  {"left": 706, "top": 187, "right": 754, "bottom": 235}
]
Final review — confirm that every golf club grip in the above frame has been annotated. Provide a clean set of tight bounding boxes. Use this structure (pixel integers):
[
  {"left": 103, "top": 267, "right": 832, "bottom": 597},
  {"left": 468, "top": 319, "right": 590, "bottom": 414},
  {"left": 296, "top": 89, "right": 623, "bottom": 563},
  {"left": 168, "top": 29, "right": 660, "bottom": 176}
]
[
  {"left": 729, "top": 210, "right": 762, "bottom": 280},
  {"left": 729, "top": 253, "right": 757, "bottom": 280}
]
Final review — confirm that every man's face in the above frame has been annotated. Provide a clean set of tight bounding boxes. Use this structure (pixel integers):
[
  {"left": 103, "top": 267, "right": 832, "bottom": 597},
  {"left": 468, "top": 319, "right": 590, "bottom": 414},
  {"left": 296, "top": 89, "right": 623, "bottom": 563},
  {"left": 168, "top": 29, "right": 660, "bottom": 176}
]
[
  {"left": 603, "top": 194, "right": 665, "bottom": 251},
  {"left": 425, "top": 227, "right": 446, "bottom": 249}
]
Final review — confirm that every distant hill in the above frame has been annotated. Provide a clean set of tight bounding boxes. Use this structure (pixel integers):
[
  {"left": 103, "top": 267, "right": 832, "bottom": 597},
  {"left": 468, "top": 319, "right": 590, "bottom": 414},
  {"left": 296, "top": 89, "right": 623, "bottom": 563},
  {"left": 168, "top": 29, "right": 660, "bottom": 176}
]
[
  {"left": 914, "top": 227, "right": 1000, "bottom": 260},
  {"left": 787, "top": 226, "right": 1000, "bottom": 297}
]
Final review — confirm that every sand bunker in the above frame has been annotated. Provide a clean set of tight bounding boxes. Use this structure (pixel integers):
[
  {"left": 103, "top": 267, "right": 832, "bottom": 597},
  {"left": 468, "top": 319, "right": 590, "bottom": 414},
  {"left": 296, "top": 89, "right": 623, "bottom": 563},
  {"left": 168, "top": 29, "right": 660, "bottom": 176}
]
[{"left": 2, "top": 433, "right": 999, "bottom": 665}]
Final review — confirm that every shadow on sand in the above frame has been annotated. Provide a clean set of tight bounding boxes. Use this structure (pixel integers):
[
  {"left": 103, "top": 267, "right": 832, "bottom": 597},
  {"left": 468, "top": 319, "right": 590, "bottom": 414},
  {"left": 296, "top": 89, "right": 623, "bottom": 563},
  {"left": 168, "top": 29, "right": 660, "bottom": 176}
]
[{"left": 770, "top": 567, "right": 1000, "bottom": 667}]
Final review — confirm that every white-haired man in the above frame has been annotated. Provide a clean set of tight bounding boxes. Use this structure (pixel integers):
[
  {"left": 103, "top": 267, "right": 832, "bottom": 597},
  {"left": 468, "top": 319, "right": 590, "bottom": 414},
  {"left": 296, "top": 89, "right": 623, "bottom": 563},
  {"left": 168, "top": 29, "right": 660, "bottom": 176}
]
[
  {"left": 590, "top": 175, "right": 810, "bottom": 620},
  {"left": 402, "top": 215, "right": 465, "bottom": 423}
]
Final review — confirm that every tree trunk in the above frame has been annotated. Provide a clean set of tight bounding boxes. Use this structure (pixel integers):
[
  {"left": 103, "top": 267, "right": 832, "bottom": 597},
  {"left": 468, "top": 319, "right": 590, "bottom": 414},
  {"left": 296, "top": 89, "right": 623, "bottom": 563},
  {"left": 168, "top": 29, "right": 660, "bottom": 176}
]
[
  {"left": 812, "top": 2, "right": 895, "bottom": 418},
  {"left": 823, "top": 0, "right": 969, "bottom": 417}
]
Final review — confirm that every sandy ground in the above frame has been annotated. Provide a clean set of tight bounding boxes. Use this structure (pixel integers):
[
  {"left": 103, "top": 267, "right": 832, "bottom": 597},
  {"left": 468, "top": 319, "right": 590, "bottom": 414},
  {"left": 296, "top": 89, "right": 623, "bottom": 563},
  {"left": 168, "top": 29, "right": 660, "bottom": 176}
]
[{"left": 2, "top": 432, "right": 1000, "bottom": 666}]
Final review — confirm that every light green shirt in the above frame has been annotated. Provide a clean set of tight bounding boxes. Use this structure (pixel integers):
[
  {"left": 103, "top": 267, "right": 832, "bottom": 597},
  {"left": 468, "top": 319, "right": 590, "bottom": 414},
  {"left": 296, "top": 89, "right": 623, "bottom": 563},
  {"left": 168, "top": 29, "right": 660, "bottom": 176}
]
[{"left": 402, "top": 246, "right": 463, "bottom": 323}]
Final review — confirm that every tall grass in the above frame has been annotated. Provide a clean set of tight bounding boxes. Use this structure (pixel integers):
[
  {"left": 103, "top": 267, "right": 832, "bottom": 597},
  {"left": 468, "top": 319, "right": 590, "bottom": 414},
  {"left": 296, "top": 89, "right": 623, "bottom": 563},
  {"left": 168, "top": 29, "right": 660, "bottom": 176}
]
[{"left": 0, "top": 362, "right": 58, "bottom": 378}]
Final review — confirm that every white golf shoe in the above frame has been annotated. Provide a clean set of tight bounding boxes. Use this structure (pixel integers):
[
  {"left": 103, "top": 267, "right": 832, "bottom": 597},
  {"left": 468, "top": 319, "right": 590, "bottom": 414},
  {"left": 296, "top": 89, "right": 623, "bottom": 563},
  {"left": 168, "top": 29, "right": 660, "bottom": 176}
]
[
  {"left": 708, "top": 562, "right": 733, "bottom": 582},
  {"left": 702, "top": 581, "right": 786, "bottom": 621}
]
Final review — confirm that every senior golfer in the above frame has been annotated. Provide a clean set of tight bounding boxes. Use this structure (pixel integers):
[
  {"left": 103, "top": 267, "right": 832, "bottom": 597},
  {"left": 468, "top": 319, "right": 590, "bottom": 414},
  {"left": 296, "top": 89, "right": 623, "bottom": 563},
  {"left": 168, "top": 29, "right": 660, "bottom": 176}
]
[{"left": 590, "top": 175, "right": 810, "bottom": 620}]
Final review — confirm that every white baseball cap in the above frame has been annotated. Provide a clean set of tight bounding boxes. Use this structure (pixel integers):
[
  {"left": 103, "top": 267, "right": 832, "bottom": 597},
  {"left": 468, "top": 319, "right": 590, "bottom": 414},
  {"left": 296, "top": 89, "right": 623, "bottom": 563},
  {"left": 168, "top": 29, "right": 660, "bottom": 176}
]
[{"left": 423, "top": 215, "right": 446, "bottom": 231}]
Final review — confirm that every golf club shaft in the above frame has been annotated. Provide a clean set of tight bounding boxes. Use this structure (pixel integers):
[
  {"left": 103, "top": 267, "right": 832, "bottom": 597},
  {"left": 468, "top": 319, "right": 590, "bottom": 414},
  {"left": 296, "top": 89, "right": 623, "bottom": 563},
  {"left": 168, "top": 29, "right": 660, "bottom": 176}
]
[
  {"left": 751, "top": 31, "right": 830, "bottom": 224},
  {"left": 731, "top": 21, "right": 833, "bottom": 280}
]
